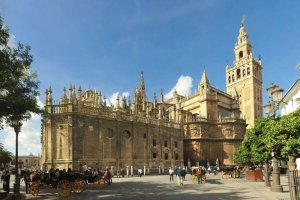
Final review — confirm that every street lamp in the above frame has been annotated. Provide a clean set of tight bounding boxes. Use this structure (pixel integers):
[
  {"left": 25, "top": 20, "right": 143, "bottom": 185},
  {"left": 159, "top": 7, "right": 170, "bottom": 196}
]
[
  {"left": 264, "top": 83, "right": 283, "bottom": 193},
  {"left": 12, "top": 120, "right": 22, "bottom": 194}
]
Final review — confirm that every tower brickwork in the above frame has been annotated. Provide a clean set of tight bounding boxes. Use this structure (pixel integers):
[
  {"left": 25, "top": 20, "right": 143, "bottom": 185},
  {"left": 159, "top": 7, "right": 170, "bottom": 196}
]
[{"left": 226, "top": 20, "right": 263, "bottom": 128}]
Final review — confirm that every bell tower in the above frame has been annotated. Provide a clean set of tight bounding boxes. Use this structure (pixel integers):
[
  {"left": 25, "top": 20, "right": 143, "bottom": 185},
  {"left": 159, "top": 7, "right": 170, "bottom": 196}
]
[{"left": 226, "top": 17, "right": 263, "bottom": 128}]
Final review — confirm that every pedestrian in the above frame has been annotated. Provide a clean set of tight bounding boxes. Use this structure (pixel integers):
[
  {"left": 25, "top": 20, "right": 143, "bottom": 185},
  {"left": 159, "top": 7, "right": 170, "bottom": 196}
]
[
  {"left": 182, "top": 167, "right": 186, "bottom": 180},
  {"left": 138, "top": 168, "right": 143, "bottom": 177},
  {"left": 169, "top": 167, "right": 174, "bottom": 182},
  {"left": 104, "top": 168, "right": 112, "bottom": 185},
  {"left": 176, "top": 167, "right": 183, "bottom": 185},
  {"left": 1, "top": 171, "right": 10, "bottom": 193}
]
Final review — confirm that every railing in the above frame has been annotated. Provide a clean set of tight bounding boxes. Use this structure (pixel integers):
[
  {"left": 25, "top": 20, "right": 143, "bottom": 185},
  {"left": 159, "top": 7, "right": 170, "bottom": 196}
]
[
  {"left": 47, "top": 104, "right": 181, "bottom": 128},
  {"left": 288, "top": 170, "right": 300, "bottom": 200}
]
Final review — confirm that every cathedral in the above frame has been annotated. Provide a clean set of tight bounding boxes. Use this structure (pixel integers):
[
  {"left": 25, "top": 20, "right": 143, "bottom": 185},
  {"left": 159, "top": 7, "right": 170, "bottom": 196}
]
[{"left": 41, "top": 20, "right": 262, "bottom": 171}]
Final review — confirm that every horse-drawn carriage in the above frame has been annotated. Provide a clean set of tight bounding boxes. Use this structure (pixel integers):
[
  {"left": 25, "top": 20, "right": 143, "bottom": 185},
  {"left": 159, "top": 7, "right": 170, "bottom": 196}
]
[
  {"left": 24, "top": 170, "right": 109, "bottom": 197},
  {"left": 191, "top": 166, "right": 206, "bottom": 184},
  {"left": 220, "top": 165, "right": 241, "bottom": 179}
]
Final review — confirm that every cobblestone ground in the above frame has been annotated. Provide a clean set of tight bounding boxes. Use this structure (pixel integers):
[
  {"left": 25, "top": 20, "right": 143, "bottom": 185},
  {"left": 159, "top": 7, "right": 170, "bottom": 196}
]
[{"left": 2, "top": 173, "right": 291, "bottom": 200}]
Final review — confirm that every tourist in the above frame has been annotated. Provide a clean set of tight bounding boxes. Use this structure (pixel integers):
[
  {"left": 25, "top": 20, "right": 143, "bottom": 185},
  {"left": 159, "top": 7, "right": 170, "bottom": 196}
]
[
  {"left": 138, "top": 168, "right": 143, "bottom": 177},
  {"left": 104, "top": 168, "right": 112, "bottom": 185},
  {"left": 169, "top": 167, "right": 174, "bottom": 182},
  {"left": 176, "top": 167, "right": 183, "bottom": 185},
  {"left": 1, "top": 171, "right": 10, "bottom": 193}
]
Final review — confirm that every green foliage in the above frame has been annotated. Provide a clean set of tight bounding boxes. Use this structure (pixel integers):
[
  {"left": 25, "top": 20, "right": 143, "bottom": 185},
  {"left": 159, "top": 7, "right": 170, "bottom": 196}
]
[
  {"left": 0, "top": 143, "right": 12, "bottom": 164},
  {"left": 234, "top": 118, "right": 272, "bottom": 165},
  {"left": 235, "top": 108, "right": 300, "bottom": 165},
  {"left": 264, "top": 108, "right": 300, "bottom": 158},
  {"left": 0, "top": 16, "right": 42, "bottom": 128}
]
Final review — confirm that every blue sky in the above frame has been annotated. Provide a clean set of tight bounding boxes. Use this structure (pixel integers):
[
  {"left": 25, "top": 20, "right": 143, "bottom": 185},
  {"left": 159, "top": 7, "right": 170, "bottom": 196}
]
[{"left": 0, "top": 0, "right": 300, "bottom": 156}]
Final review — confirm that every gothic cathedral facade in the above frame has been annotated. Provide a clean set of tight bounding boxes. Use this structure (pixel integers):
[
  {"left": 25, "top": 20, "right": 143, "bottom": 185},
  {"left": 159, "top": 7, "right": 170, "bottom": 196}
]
[{"left": 41, "top": 20, "right": 262, "bottom": 171}]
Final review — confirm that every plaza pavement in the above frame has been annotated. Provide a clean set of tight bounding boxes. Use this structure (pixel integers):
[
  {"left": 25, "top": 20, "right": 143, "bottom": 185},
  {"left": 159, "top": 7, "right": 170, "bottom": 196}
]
[{"left": 1, "top": 173, "right": 291, "bottom": 200}]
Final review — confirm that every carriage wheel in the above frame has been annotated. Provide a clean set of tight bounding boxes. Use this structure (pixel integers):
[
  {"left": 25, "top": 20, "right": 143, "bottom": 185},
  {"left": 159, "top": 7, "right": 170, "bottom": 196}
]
[
  {"left": 57, "top": 179, "right": 71, "bottom": 197},
  {"left": 29, "top": 182, "right": 39, "bottom": 196},
  {"left": 72, "top": 179, "right": 86, "bottom": 193},
  {"left": 93, "top": 177, "right": 107, "bottom": 189}
]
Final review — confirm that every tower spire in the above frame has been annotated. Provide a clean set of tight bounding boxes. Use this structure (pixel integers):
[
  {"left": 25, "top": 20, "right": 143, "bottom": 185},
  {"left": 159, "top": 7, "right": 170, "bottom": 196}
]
[
  {"left": 200, "top": 70, "right": 210, "bottom": 85},
  {"left": 139, "top": 71, "right": 146, "bottom": 110},
  {"left": 235, "top": 16, "right": 252, "bottom": 62},
  {"left": 140, "top": 71, "right": 145, "bottom": 90},
  {"left": 198, "top": 70, "right": 210, "bottom": 94}
]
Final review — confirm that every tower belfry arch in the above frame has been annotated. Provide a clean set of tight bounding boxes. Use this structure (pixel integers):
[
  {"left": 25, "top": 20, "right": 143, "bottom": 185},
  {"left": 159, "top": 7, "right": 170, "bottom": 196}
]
[{"left": 226, "top": 17, "right": 263, "bottom": 128}]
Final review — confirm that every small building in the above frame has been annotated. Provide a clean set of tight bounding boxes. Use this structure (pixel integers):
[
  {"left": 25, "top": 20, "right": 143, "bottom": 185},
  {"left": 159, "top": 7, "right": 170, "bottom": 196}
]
[
  {"left": 10, "top": 153, "right": 40, "bottom": 170},
  {"left": 279, "top": 77, "right": 300, "bottom": 116}
]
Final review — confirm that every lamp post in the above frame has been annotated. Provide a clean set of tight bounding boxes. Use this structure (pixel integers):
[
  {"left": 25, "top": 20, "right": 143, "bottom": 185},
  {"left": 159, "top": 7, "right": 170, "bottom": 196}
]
[
  {"left": 264, "top": 83, "right": 283, "bottom": 192},
  {"left": 12, "top": 120, "right": 22, "bottom": 194}
]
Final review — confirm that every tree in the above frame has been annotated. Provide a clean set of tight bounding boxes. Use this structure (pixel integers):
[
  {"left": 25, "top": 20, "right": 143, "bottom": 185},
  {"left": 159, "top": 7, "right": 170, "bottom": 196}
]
[
  {"left": 234, "top": 118, "right": 272, "bottom": 165},
  {"left": 0, "top": 143, "right": 13, "bottom": 167},
  {"left": 0, "top": 16, "right": 42, "bottom": 128},
  {"left": 263, "top": 108, "right": 300, "bottom": 169}
]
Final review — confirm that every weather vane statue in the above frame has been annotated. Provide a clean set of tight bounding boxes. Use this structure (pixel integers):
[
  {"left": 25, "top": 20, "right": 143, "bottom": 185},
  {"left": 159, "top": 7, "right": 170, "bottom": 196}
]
[{"left": 241, "top": 15, "right": 246, "bottom": 27}]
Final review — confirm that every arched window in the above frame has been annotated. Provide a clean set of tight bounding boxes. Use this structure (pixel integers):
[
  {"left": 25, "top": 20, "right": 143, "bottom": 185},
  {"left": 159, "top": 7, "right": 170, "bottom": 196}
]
[
  {"left": 243, "top": 69, "right": 246, "bottom": 76},
  {"left": 239, "top": 51, "right": 243, "bottom": 59},
  {"left": 228, "top": 76, "right": 231, "bottom": 83},
  {"left": 247, "top": 67, "right": 250, "bottom": 75},
  {"left": 232, "top": 74, "right": 235, "bottom": 82},
  {"left": 237, "top": 69, "right": 241, "bottom": 79}
]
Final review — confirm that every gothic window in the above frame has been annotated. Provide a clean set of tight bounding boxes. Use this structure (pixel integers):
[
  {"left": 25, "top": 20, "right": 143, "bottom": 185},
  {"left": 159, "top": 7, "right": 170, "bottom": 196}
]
[
  {"left": 243, "top": 69, "right": 246, "bottom": 76},
  {"left": 175, "top": 153, "right": 179, "bottom": 160},
  {"left": 237, "top": 69, "right": 241, "bottom": 79},
  {"left": 247, "top": 68, "right": 251, "bottom": 75},
  {"left": 143, "top": 133, "right": 147, "bottom": 139},
  {"left": 153, "top": 139, "right": 156, "bottom": 147},
  {"left": 232, "top": 74, "right": 235, "bottom": 82},
  {"left": 228, "top": 76, "right": 231, "bottom": 83},
  {"left": 164, "top": 153, "right": 169, "bottom": 160},
  {"left": 174, "top": 141, "right": 178, "bottom": 148},
  {"left": 239, "top": 51, "right": 243, "bottom": 59},
  {"left": 153, "top": 153, "right": 157, "bottom": 159},
  {"left": 164, "top": 140, "right": 168, "bottom": 147}
]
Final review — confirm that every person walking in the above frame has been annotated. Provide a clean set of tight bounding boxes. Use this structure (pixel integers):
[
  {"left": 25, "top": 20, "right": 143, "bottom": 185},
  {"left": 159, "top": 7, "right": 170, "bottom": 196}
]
[
  {"left": 176, "top": 167, "right": 183, "bottom": 185},
  {"left": 169, "top": 167, "right": 174, "bottom": 182},
  {"left": 1, "top": 171, "right": 10, "bottom": 193},
  {"left": 138, "top": 168, "right": 143, "bottom": 177}
]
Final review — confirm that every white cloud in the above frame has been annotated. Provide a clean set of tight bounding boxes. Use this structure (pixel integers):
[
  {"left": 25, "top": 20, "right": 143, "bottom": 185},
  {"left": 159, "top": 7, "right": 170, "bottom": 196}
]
[
  {"left": 0, "top": 96, "right": 44, "bottom": 156},
  {"left": 8, "top": 34, "right": 17, "bottom": 48},
  {"left": 165, "top": 75, "right": 193, "bottom": 100},
  {"left": 107, "top": 91, "right": 130, "bottom": 107}
]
